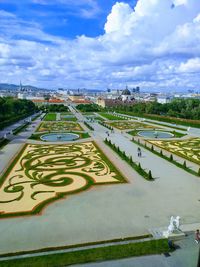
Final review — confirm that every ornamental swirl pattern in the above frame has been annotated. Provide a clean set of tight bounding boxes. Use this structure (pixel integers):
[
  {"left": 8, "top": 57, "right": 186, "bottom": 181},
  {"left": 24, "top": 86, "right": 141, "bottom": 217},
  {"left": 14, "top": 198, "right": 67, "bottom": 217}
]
[
  {"left": 37, "top": 121, "right": 83, "bottom": 132},
  {"left": 0, "top": 142, "right": 125, "bottom": 217},
  {"left": 148, "top": 138, "right": 200, "bottom": 165}
]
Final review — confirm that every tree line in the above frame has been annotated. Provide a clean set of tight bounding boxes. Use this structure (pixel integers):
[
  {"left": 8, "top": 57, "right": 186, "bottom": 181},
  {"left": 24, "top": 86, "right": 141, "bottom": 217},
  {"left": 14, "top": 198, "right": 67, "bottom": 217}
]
[
  {"left": 107, "top": 99, "right": 200, "bottom": 120},
  {"left": 0, "top": 97, "right": 37, "bottom": 130},
  {"left": 40, "top": 104, "right": 69, "bottom": 112},
  {"left": 76, "top": 103, "right": 101, "bottom": 112}
]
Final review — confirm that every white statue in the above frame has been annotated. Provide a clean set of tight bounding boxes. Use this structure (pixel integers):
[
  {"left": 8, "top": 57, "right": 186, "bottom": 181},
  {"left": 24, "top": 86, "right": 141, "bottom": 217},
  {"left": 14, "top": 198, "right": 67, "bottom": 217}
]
[
  {"left": 174, "top": 216, "right": 180, "bottom": 230},
  {"left": 168, "top": 216, "right": 175, "bottom": 234},
  {"left": 167, "top": 216, "right": 180, "bottom": 234}
]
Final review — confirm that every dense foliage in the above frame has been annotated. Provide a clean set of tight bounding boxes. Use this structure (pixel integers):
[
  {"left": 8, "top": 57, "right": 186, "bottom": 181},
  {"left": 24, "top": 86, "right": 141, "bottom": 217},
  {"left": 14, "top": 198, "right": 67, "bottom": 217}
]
[
  {"left": 0, "top": 97, "right": 37, "bottom": 129},
  {"left": 40, "top": 104, "right": 69, "bottom": 112},
  {"left": 76, "top": 103, "right": 101, "bottom": 112},
  {"left": 108, "top": 99, "right": 200, "bottom": 120}
]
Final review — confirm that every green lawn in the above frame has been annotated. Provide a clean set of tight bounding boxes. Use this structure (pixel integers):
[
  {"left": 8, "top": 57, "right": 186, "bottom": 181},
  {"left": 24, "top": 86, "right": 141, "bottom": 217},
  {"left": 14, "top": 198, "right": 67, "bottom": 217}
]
[
  {"left": 43, "top": 113, "right": 56, "bottom": 121},
  {"left": 99, "top": 113, "right": 126, "bottom": 121},
  {"left": 0, "top": 239, "right": 169, "bottom": 267},
  {"left": 61, "top": 116, "right": 77, "bottom": 121}
]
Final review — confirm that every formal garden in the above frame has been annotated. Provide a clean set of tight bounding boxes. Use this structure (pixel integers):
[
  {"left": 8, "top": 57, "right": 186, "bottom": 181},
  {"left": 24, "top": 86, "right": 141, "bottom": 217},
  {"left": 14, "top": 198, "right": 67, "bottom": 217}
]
[
  {"left": 37, "top": 121, "right": 83, "bottom": 132},
  {"left": 105, "top": 120, "right": 161, "bottom": 130},
  {"left": 0, "top": 142, "right": 126, "bottom": 218},
  {"left": 148, "top": 138, "right": 200, "bottom": 165}
]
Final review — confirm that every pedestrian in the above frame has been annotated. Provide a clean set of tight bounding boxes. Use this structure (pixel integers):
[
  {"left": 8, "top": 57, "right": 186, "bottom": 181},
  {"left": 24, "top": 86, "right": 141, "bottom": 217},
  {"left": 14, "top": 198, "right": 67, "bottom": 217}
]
[
  {"left": 195, "top": 229, "right": 200, "bottom": 244},
  {"left": 137, "top": 147, "right": 141, "bottom": 157}
]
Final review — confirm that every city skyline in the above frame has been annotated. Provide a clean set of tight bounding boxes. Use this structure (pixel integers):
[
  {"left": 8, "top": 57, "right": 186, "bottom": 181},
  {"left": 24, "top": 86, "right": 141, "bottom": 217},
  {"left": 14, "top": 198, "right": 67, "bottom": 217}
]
[{"left": 0, "top": 0, "right": 200, "bottom": 91}]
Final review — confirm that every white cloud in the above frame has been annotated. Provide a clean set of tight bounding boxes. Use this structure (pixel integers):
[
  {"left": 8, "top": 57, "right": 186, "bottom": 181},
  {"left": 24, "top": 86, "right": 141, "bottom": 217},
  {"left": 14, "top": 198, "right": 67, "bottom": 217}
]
[
  {"left": 179, "top": 58, "right": 200, "bottom": 72},
  {"left": 0, "top": 0, "right": 200, "bottom": 90}
]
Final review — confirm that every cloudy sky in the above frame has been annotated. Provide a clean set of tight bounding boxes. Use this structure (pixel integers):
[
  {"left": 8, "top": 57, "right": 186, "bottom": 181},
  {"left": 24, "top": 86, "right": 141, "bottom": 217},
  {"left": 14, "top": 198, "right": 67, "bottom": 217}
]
[{"left": 0, "top": 0, "right": 200, "bottom": 91}]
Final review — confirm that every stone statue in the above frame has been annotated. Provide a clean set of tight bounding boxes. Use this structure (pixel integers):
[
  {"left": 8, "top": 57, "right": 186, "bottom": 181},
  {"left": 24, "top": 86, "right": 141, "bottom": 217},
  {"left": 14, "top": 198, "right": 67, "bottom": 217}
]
[{"left": 167, "top": 216, "right": 180, "bottom": 234}]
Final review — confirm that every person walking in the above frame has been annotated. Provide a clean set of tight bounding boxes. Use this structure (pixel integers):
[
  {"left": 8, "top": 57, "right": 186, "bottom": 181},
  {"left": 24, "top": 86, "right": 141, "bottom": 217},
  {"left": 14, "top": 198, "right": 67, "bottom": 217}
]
[
  {"left": 137, "top": 147, "right": 141, "bottom": 157},
  {"left": 195, "top": 229, "right": 200, "bottom": 243}
]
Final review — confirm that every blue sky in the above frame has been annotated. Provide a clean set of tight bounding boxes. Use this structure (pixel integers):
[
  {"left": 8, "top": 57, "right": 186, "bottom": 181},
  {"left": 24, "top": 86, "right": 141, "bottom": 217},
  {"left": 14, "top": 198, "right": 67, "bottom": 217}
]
[
  {"left": 0, "top": 0, "right": 136, "bottom": 38},
  {"left": 0, "top": 0, "right": 200, "bottom": 91}
]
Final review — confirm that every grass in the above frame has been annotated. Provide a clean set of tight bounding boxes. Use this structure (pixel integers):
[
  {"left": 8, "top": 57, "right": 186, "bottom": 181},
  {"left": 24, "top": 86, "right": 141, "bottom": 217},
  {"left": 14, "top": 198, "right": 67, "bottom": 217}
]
[
  {"left": 0, "top": 234, "right": 152, "bottom": 257},
  {"left": 61, "top": 117, "right": 77, "bottom": 121},
  {"left": 60, "top": 113, "right": 77, "bottom": 121},
  {"left": 0, "top": 239, "right": 169, "bottom": 267},
  {"left": 43, "top": 113, "right": 56, "bottom": 121},
  {"left": 29, "top": 132, "right": 90, "bottom": 141},
  {"left": 99, "top": 112, "right": 126, "bottom": 121}
]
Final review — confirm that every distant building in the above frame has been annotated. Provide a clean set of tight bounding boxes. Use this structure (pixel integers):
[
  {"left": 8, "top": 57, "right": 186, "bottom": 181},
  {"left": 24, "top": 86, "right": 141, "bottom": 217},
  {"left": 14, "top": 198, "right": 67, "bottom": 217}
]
[
  {"left": 97, "top": 97, "right": 135, "bottom": 108},
  {"left": 68, "top": 95, "right": 84, "bottom": 101},
  {"left": 121, "top": 88, "right": 132, "bottom": 101},
  {"left": 157, "top": 96, "right": 172, "bottom": 104},
  {"left": 17, "top": 93, "right": 26, "bottom": 99}
]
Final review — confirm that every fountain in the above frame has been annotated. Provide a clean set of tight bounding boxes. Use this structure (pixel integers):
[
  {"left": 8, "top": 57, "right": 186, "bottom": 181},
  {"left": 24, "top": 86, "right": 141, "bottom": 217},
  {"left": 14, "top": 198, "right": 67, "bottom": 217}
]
[
  {"left": 138, "top": 130, "right": 174, "bottom": 139},
  {"left": 40, "top": 133, "right": 79, "bottom": 142}
]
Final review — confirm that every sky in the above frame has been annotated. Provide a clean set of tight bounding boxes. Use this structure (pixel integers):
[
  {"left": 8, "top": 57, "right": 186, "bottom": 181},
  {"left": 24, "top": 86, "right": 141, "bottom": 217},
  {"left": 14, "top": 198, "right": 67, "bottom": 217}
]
[{"left": 0, "top": 0, "right": 200, "bottom": 91}]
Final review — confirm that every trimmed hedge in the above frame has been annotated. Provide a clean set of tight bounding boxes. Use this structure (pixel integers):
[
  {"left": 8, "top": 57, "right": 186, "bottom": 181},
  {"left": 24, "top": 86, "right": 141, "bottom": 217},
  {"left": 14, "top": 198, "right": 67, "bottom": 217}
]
[
  {"left": 84, "top": 121, "right": 94, "bottom": 131},
  {"left": 98, "top": 121, "right": 113, "bottom": 130},
  {"left": 132, "top": 138, "right": 200, "bottom": 177},
  {"left": 104, "top": 138, "right": 154, "bottom": 181},
  {"left": 0, "top": 112, "right": 34, "bottom": 130},
  {"left": 13, "top": 122, "right": 30, "bottom": 135}
]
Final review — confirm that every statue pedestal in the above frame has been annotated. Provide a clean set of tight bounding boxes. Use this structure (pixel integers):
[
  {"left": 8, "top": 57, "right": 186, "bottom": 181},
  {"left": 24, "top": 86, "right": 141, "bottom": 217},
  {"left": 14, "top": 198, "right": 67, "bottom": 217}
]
[
  {"left": 149, "top": 227, "right": 185, "bottom": 240},
  {"left": 162, "top": 229, "right": 185, "bottom": 240}
]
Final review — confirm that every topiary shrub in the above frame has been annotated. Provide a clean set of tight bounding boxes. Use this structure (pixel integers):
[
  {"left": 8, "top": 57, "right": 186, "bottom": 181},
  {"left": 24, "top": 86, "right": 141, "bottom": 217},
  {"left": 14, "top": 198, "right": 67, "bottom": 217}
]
[
  {"left": 148, "top": 170, "right": 153, "bottom": 180},
  {"left": 138, "top": 163, "right": 142, "bottom": 170},
  {"left": 170, "top": 154, "right": 173, "bottom": 161},
  {"left": 183, "top": 161, "right": 187, "bottom": 169}
]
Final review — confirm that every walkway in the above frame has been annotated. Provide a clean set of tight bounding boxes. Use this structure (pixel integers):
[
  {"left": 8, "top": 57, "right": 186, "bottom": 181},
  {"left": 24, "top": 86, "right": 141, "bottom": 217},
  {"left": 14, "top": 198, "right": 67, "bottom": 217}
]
[{"left": 56, "top": 112, "right": 61, "bottom": 121}]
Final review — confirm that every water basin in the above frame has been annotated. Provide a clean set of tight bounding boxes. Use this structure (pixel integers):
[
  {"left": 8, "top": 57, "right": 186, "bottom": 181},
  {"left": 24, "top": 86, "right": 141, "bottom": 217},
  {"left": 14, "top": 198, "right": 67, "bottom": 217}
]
[
  {"left": 138, "top": 130, "right": 174, "bottom": 139},
  {"left": 40, "top": 133, "right": 79, "bottom": 142}
]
